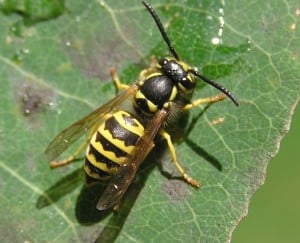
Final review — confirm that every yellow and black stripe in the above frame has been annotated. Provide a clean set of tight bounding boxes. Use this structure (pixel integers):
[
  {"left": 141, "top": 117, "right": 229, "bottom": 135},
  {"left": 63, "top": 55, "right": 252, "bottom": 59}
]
[{"left": 84, "top": 110, "right": 145, "bottom": 180}]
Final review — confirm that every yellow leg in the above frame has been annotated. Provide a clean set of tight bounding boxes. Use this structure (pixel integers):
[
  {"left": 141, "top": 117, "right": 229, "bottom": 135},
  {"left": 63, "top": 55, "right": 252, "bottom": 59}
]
[
  {"left": 50, "top": 124, "right": 99, "bottom": 169},
  {"left": 160, "top": 129, "right": 200, "bottom": 188},
  {"left": 183, "top": 93, "right": 226, "bottom": 111},
  {"left": 137, "top": 56, "right": 159, "bottom": 82},
  {"left": 149, "top": 55, "right": 158, "bottom": 68},
  {"left": 110, "top": 68, "right": 129, "bottom": 91}
]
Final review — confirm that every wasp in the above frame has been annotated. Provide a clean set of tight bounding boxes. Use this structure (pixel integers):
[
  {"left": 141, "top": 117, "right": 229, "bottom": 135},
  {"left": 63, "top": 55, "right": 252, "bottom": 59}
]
[{"left": 45, "top": 1, "right": 239, "bottom": 211}]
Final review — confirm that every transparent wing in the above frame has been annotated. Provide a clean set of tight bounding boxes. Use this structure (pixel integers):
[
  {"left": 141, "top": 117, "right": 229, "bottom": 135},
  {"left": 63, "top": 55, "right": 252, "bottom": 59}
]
[
  {"left": 97, "top": 108, "right": 170, "bottom": 210},
  {"left": 45, "top": 85, "right": 138, "bottom": 162}
]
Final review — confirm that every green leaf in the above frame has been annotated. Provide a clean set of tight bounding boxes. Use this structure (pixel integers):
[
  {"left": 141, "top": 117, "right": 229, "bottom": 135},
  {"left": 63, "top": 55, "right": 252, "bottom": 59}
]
[
  {"left": 0, "top": 0, "right": 299, "bottom": 242},
  {"left": 0, "top": 0, "right": 66, "bottom": 25}
]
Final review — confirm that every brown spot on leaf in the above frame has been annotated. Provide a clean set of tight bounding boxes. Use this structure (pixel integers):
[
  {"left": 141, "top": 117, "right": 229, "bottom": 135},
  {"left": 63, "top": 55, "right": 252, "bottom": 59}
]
[
  {"left": 14, "top": 81, "right": 54, "bottom": 116},
  {"left": 162, "top": 179, "right": 189, "bottom": 202}
]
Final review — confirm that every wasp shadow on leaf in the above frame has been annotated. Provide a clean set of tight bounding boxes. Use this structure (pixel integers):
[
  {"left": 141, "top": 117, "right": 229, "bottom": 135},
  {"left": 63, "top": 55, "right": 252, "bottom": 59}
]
[
  {"left": 75, "top": 155, "right": 156, "bottom": 226},
  {"left": 185, "top": 103, "right": 223, "bottom": 171},
  {"left": 36, "top": 167, "right": 83, "bottom": 209},
  {"left": 185, "top": 138, "right": 222, "bottom": 171},
  {"left": 93, "top": 145, "right": 160, "bottom": 242},
  {"left": 75, "top": 180, "right": 110, "bottom": 224}
]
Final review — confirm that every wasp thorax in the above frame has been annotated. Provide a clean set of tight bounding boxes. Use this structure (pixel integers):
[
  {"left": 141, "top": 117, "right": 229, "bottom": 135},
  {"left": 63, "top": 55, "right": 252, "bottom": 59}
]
[{"left": 159, "top": 58, "right": 196, "bottom": 93}]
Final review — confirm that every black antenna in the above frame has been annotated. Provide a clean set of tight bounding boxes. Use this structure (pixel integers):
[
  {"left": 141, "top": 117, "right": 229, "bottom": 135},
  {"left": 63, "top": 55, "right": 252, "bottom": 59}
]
[
  {"left": 190, "top": 69, "right": 239, "bottom": 106},
  {"left": 143, "top": 1, "right": 239, "bottom": 106},
  {"left": 142, "top": 1, "right": 180, "bottom": 60}
]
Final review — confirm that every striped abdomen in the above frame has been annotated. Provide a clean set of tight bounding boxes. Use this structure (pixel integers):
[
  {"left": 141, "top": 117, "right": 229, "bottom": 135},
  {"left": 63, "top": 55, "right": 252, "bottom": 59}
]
[{"left": 84, "top": 110, "right": 145, "bottom": 180}]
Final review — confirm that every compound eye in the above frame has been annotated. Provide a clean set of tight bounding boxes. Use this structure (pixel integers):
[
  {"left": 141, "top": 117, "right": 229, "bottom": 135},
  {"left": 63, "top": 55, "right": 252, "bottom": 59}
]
[
  {"left": 159, "top": 58, "right": 168, "bottom": 67},
  {"left": 181, "top": 77, "right": 187, "bottom": 83},
  {"left": 179, "top": 76, "right": 196, "bottom": 91}
]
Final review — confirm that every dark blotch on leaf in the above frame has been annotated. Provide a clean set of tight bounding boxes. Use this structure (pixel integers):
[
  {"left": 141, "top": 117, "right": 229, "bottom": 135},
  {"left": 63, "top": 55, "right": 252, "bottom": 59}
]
[
  {"left": 162, "top": 179, "right": 189, "bottom": 202},
  {"left": 14, "top": 81, "right": 54, "bottom": 116}
]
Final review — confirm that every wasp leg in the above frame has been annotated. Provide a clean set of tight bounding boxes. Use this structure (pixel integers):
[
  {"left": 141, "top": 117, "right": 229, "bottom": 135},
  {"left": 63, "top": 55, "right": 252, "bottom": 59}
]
[
  {"left": 160, "top": 129, "right": 200, "bottom": 187},
  {"left": 149, "top": 55, "right": 158, "bottom": 68},
  {"left": 138, "top": 56, "right": 159, "bottom": 81},
  {"left": 110, "top": 68, "right": 130, "bottom": 91},
  {"left": 183, "top": 93, "right": 226, "bottom": 111},
  {"left": 50, "top": 123, "right": 100, "bottom": 168}
]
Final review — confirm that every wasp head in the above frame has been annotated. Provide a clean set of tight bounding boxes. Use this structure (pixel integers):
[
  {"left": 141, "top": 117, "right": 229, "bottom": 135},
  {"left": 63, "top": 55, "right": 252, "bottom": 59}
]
[{"left": 159, "top": 57, "right": 196, "bottom": 94}]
